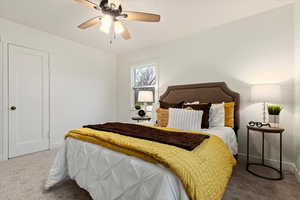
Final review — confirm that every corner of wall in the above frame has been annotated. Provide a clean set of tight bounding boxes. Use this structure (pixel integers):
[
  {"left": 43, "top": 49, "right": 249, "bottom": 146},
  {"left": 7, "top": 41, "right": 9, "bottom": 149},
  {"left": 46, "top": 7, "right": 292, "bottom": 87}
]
[
  {"left": 0, "top": 36, "right": 4, "bottom": 161},
  {"left": 115, "top": 54, "right": 123, "bottom": 121},
  {"left": 294, "top": 1, "right": 300, "bottom": 182}
]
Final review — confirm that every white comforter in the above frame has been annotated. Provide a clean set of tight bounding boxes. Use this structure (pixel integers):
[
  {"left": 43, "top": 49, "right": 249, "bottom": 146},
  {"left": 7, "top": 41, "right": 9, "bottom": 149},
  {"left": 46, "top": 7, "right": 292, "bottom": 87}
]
[{"left": 45, "top": 127, "right": 237, "bottom": 200}]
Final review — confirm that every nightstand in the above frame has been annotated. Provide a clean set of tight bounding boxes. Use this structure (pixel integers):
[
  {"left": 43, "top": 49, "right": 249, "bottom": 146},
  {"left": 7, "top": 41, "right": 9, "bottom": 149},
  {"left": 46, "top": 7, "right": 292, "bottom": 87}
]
[
  {"left": 246, "top": 125, "right": 285, "bottom": 180},
  {"left": 131, "top": 117, "right": 151, "bottom": 123}
]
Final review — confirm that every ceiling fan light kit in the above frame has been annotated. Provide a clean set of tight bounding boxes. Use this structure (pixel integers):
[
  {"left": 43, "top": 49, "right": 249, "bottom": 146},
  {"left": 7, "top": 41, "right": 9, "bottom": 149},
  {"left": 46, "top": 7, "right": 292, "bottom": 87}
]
[
  {"left": 74, "top": 0, "right": 161, "bottom": 41},
  {"left": 101, "top": 14, "right": 114, "bottom": 28},
  {"left": 99, "top": 22, "right": 111, "bottom": 34},
  {"left": 114, "top": 21, "right": 125, "bottom": 34}
]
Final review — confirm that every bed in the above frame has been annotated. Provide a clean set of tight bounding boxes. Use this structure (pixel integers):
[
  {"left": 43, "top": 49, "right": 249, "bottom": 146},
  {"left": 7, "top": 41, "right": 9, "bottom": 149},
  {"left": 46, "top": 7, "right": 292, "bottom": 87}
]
[{"left": 45, "top": 82, "right": 240, "bottom": 200}]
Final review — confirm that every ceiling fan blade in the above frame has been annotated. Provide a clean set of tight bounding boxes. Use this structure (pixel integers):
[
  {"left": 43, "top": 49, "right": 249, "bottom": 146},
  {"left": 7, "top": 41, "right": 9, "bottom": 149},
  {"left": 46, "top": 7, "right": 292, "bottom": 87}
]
[
  {"left": 120, "top": 23, "right": 131, "bottom": 40},
  {"left": 124, "top": 11, "right": 160, "bottom": 22},
  {"left": 74, "top": 0, "right": 99, "bottom": 9},
  {"left": 78, "top": 17, "right": 101, "bottom": 29}
]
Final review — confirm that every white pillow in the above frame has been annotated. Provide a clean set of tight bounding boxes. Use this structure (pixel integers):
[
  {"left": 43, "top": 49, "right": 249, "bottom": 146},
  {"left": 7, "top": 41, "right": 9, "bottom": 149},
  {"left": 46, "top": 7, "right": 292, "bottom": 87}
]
[
  {"left": 183, "top": 101, "right": 200, "bottom": 105},
  {"left": 167, "top": 108, "right": 203, "bottom": 132},
  {"left": 209, "top": 103, "right": 225, "bottom": 128}
]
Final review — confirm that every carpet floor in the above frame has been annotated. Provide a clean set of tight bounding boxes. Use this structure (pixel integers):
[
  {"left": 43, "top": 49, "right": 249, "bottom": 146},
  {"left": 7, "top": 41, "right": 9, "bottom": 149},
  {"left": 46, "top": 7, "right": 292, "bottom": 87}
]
[{"left": 0, "top": 150, "right": 299, "bottom": 200}]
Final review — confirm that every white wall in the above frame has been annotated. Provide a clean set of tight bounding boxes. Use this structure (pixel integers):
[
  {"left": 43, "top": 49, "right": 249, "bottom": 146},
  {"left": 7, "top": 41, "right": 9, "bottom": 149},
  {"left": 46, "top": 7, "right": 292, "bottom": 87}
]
[
  {"left": 116, "top": 6, "right": 295, "bottom": 168},
  {"left": 0, "top": 18, "right": 117, "bottom": 160},
  {"left": 294, "top": 2, "right": 300, "bottom": 181}
]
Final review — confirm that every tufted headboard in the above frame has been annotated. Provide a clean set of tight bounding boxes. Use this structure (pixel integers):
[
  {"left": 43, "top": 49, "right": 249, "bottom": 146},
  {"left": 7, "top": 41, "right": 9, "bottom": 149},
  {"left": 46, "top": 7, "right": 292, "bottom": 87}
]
[{"left": 160, "top": 82, "right": 240, "bottom": 134}]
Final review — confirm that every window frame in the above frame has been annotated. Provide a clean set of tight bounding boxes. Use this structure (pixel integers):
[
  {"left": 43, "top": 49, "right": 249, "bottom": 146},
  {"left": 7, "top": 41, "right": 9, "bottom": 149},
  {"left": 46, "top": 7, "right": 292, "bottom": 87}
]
[{"left": 130, "top": 63, "right": 159, "bottom": 108}]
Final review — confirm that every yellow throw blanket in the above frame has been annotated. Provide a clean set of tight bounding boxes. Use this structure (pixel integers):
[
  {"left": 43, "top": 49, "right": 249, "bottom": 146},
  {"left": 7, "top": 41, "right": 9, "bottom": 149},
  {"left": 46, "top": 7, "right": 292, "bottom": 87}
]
[{"left": 66, "top": 126, "right": 236, "bottom": 200}]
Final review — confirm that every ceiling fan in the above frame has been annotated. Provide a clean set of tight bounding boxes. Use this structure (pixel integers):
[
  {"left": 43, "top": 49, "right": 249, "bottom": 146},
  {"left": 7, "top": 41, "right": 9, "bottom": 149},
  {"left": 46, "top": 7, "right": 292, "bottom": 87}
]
[{"left": 74, "top": 0, "right": 161, "bottom": 40}]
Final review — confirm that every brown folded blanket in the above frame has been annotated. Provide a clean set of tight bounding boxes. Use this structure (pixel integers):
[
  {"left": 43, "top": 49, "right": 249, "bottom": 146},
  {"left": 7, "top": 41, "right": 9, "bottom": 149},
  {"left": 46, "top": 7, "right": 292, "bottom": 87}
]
[{"left": 83, "top": 122, "right": 209, "bottom": 151}]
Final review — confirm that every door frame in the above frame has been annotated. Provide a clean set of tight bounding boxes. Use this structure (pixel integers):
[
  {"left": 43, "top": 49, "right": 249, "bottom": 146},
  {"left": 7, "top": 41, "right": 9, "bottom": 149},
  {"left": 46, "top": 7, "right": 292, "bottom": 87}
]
[
  {"left": 0, "top": 36, "right": 2, "bottom": 160},
  {"left": 1, "top": 37, "right": 9, "bottom": 161},
  {"left": 0, "top": 40, "right": 51, "bottom": 160}
]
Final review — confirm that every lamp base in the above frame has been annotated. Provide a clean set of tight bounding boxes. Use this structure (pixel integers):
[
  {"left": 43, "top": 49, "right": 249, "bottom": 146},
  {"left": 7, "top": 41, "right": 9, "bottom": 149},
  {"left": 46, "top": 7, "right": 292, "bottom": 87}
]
[
  {"left": 263, "top": 102, "right": 266, "bottom": 123},
  {"left": 138, "top": 110, "right": 146, "bottom": 117}
]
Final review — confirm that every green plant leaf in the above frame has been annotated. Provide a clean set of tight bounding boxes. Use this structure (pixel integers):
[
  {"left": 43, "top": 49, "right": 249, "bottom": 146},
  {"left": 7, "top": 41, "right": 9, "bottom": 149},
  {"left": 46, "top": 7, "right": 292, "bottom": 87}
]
[{"left": 267, "top": 104, "right": 282, "bottom": 115}]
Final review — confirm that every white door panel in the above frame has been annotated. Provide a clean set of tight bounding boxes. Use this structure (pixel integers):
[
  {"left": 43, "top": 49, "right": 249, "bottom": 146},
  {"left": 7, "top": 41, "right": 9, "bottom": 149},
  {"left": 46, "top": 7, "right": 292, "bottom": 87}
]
[{"left": 8, "top": 44, "right": 49, "bottom": 158}]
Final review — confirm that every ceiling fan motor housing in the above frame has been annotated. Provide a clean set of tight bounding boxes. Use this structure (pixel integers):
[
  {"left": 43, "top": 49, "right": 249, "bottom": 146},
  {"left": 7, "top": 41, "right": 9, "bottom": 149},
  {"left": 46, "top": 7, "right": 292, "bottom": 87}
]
[{"left": 100, "top": 0, "right": 122, "bottom": 17}]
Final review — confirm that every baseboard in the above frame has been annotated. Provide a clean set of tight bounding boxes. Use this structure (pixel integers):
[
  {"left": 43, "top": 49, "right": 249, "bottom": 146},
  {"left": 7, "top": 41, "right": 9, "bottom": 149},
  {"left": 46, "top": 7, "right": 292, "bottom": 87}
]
[
  {"left": 239, "top": 153, "right": 297, "bottom": 173},
  {"left": 0, "top": 153, "right": 8, "bottom": 161},
  {"left": 50, "top": 141, "right": 64, "bottom": 150}
]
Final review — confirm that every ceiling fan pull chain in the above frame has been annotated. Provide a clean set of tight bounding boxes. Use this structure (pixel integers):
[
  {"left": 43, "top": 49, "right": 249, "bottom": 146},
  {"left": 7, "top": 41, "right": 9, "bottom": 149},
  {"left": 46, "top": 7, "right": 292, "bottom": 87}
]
[{"left": 109, "top": 31, "right": 115, "bottom": 46}]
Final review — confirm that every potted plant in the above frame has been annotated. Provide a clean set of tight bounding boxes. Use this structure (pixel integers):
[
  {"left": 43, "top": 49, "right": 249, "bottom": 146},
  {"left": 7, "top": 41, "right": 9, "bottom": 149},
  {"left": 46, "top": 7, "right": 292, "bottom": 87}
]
[
  {"left": 134, "top": 104, "right": 141, "bottom": 110},
  {"left": 267, "top": 105, "right": 282, "bottom": 128}
]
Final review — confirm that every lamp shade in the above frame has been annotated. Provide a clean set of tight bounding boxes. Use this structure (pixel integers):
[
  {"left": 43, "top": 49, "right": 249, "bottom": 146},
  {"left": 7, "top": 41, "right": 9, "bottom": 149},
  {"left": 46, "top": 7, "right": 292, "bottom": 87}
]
[
  {"left": 251, "top": 84, "right": 281, "bottom": 103},
  {"left": 138, "top": 91, "right": 154, "bottom": 103}
]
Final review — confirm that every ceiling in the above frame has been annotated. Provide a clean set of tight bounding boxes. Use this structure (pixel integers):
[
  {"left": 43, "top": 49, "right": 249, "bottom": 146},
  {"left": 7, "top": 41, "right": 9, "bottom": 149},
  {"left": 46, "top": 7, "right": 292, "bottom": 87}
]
[{"left": 0, "top": 0, "right": 293, "bottom": 54}]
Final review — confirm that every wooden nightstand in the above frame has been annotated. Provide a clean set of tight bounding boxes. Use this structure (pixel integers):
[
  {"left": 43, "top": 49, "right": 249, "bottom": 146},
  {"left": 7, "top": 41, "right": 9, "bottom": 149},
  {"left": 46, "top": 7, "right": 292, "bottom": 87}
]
[
  {"left": 246, "top": 125, "right": 285, "bottom": 180},
  {"left": 131, "top": 117, "right": 151, "bottom": 123}
]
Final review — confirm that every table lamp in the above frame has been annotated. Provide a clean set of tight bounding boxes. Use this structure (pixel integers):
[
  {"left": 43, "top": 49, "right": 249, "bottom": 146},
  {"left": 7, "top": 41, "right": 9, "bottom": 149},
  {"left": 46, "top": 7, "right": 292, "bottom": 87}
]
[
  {"left": 137, "top": 90, "right": 154, "bottom": 117},
  {"left": 251, "top": 84, "right": 281, "bottom": 123}
]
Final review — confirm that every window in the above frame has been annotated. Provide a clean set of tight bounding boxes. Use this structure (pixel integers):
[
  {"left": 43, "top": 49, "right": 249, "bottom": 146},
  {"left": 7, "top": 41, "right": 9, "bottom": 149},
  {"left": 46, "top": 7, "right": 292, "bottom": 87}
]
[{"left": 132, "top": 64, "right": 157, "bottom": 106}]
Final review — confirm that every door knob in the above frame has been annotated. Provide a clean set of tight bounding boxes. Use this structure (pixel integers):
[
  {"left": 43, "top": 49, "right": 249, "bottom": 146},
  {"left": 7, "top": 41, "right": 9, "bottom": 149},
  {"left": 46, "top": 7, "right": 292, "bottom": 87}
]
[{"left": 10, "top": 106, "right": 16, "bottom": 110}]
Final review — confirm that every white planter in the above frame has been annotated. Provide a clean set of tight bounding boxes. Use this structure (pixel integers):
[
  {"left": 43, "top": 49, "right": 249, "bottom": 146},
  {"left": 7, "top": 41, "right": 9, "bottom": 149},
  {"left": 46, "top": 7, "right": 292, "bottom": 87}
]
[{"left": 269, "top": 115, "right": 280, "bottom": 128}]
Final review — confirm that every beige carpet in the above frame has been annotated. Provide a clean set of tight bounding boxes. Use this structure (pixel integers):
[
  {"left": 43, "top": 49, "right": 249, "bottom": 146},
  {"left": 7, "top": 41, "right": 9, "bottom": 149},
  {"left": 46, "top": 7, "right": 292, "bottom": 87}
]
[{"left": 0, "top": 150, "right": 299, "bottom": 200}]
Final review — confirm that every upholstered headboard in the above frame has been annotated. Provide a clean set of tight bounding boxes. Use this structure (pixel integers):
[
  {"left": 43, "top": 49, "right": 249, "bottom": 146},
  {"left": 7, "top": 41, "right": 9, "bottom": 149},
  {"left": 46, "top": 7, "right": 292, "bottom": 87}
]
[{"left": 160, "top": 82, "right": 240, "bottom": 133}]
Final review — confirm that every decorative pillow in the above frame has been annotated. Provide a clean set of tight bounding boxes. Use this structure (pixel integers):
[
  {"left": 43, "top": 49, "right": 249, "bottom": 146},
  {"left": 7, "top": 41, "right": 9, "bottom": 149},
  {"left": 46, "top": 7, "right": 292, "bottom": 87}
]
[
  {"left": 209, "top": 103, "right": 225, "bottom": 128},
  {"left": 183, "top": 103, "right": 212, "bottom": 129},
  {"left": 167, "top": 108, "right": 203, "bottom": 132},
  {"left": 224, "top": 102, "right": 235, "bottom": 128},
  {"left": 156, "top": 107, "right": 193, "bottom": 127},
  {"left": 156, "top": 108, "right": 169, "bottom": 127},
  {"left": 159, "top": 100, "right": 184, "bottom": 109}
]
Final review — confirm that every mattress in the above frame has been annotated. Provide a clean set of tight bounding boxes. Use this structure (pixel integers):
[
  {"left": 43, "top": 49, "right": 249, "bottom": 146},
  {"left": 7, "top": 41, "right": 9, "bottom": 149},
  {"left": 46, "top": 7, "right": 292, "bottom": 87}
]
[{"left": 45, "top": 127, "right": 237, "bottom": 200}]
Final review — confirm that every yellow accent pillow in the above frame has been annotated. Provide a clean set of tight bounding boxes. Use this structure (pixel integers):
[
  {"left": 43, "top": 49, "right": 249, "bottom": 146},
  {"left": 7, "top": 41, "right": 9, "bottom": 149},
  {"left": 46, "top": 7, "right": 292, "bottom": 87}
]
[
  {"left": 224, "top": 102, "right": 235, "bottom": 128},
  {"left": 156, "top": 108, "right": 169, "bottom": 127}
]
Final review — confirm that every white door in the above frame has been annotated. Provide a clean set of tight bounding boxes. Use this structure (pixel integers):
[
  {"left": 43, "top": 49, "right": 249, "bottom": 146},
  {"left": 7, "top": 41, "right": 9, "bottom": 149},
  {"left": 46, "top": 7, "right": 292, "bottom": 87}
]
[{"left": 8, "top": 44, "right": 50, "bottom": 158}]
